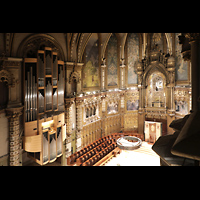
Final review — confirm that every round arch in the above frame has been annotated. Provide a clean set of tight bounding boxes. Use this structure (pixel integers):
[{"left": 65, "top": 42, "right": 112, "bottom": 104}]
[{"left": 17, "top": 33, "right": 65, "bottom": 60}]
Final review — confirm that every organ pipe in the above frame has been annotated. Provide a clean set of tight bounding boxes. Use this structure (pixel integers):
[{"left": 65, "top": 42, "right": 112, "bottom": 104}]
[
  {"left": 58, "top": 65, "right": 64, "bottom": 111},
  {"left": 38, "top": 90, "right": 44, "bottom": 113},
  {"left": 25, "top": 79, "right": 27, "bottom": 122},
  {"left": 46, "top": 79, "right": 52, "bottom": 111},
  {"left": 24, "top": 47, "right": 65, "bottom": 165},
  {"left": 25, "top": 66, "right": 37, "bottom": 122}
]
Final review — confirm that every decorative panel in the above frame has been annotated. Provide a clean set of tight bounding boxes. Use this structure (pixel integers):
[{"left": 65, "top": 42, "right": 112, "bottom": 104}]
[
  {"left": 107, "top": 34, "right": 118, "bottom": 87},
  {"left": 83, "top": 33, "right": 99, "bottom": 88},
  {"left": 127, "top": 33, "right": 139, "bottom": 85},
  {"left": 151, "top": 33, "right": 163, "bottom": 52},
  {"left": 175, "top": 33, "right": 189, "bottom": 82},
  {"left": 174, "top": 87, "right": 191, "bottom": 116},
  {"left": 23, "top": 134, "right": 41, "bottom": 152},
  {"left": 124, "top": 112, "right": 138, "bottom": 131}
]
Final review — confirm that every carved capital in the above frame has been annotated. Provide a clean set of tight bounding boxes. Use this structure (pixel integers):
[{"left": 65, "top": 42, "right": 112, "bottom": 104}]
[
  {"left": 0, "top": 66, "right": 15, "bottom": 88},
  {"left": 69, "top": 71, "right": 81, "bottom": 83},
  {"left": 6, "top": 106, "right": 23, "bottom": 119}
]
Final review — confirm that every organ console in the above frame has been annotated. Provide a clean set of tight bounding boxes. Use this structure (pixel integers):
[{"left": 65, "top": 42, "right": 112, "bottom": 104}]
[{"left": 23, "top": 47, "right": 65, "bottom": 165}]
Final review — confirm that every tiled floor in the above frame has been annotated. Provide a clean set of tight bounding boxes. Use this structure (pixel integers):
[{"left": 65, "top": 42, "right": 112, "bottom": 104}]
[{"left": 104, "top": 142, "right": 160, "bottom": 166}]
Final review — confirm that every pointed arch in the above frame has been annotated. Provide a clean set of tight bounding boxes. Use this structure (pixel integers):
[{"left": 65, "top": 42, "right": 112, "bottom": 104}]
[
  {"left": 142, "top": 62, "right": 169, "bottom": 87},
  {"left": 101, "top": 33, "right": 121, "bottom": 59},
  {"left": 82, "top": 33, "right": 100, "bottom": 89},
  {"left": 106, "top": 33, "right": 119, "bottom": 88}
]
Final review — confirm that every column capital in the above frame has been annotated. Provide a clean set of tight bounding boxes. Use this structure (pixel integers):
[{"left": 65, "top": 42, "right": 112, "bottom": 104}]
[
  {"left": 101, "top": 64, "right": 106, "bottom": 68},
  {"left": 65, "top": 98, "right": 75, "bottom": 107},
  {"left": 6, "top": 106, "right": 23, "bottom": 119}
]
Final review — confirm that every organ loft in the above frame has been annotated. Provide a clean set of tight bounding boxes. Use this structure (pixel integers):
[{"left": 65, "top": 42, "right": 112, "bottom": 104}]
[{"left": 0, "top": 33, "right": 198, "bottom": 166}]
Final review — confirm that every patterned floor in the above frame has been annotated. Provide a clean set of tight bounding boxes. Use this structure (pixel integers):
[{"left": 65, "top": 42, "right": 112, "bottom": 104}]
[{"left": 104, "top": 142, "right": 160, "bottom": 166}]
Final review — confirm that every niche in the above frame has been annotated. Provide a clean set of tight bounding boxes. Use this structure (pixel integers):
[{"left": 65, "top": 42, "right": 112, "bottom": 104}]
[
  {"left": 146, "top": 72, "right": 167, "bottom": 108},
  {"left": 71, "top": 78, "right": 77, "bottom": 94},
  {"left": 0, "top": 81, "right": 8, "bottom": 109}
]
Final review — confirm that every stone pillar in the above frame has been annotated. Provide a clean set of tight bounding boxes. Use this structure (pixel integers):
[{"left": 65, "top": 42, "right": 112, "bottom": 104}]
[
  {"left": 136, "top": 61, "right": 145, "bottom": 135},
  {"left": 101, "top": 58, "right": 106, "bottom": 91},
  {"left": 65, "top": 98, "right": 74, "bottom": 134},
  {"left": 120, "top": 91, "right": 125, "bottom": 132},
  {"left": 75, "top": 98, "right": 83, "bottom": 151},
  {"left": 101, "top": 94, "right": 106, "bottom": 137},
  {"left": 74, "top": 63, "right": 83, "bottom": 95},
  {"left": 65, "top": 62, "right": 74, "bottom": 97},
  {"left": 171, "top": 33, "right": 200, "bottom": 160},
  {"left": 6, "top": 107, "right": 23, "bottom": 166},
  {"left": 138, "top": 86, "right": 146, "bottom": 135},
  {"left": 167, "top": 56, "right": 176, "bottom": 134},
  {"left": 186, "top": 33, "right": 200, "bottom": 111},
  {"left": 120, "top": 59, "right": 126, "bottom": 90}
]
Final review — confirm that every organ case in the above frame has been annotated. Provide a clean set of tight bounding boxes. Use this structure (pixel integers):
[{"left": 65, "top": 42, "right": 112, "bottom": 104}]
[{"left": 23, "top": 47, "right": 65, "bottom": 165}]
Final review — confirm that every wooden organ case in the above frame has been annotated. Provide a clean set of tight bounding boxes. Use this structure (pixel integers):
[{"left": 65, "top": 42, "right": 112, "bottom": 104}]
[{"left": 23, "top": 47, "right": 66, "bottom": 165}]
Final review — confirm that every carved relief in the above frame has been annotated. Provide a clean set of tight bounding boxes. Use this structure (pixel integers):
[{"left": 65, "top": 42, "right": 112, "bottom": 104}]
[
  {"left": 17, "top": 34, "right": 64, "bottom": 60},
  {"left": 0, "top": 65, "right": 15, "bottom": 88},
  {"left": 69, "top": 71, "right": 81, "bottom": 83}
]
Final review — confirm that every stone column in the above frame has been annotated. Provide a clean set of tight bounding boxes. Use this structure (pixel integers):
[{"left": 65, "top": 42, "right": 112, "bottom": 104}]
[
  {"left": 101, "top": 94, "right": 106, "bottom": 137},
  {"left": 6, "top": 107, "right": 23, "bottom": 166},
  {"left": 171, "top": 33, "right": 200, "bottom": 160},
  {"left": 65, "top": 62, "right": 74, "bottom": 97},
  {"left": 101, "top": 58, "right": 106, "bottom": 91},
  {"left": 74, "top": 63, "right": 83, "bottom": 95},
  {"left": 136, "top": 61, "right": 145, "bottom": 135},
  {"left": 120, "top": 59, "right": 126, "bottom": 90},
  {"left": 75, "top": 98, "right": 83, "bottom": 151},
  {"left": 186, "top": 33, "right": 200, "bottom": 111},
  {"left": 167, "top": 56, "right": 176, "bottom": 134},
  {"left": 65, "top": 98, "right": 74, "bottom": 134},
  {"left": 120, "top": 91, "right": 125, "bottom": 132}
]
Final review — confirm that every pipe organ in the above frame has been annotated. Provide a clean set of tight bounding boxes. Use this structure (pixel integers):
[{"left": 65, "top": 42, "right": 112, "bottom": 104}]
[{"left": 23, "top": 47, "right": 65, "bottom": 165}]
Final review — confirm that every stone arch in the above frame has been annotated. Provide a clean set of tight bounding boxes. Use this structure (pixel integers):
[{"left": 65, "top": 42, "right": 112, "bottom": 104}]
[
  {"left": 17, "top": 33, "right": 65, "bottom": 60},
  {"left": 101, "top": 33, "right": 121, "bottom": 59},
  {"left": 142, "top": 63, "right": 169, "bottom": 87},
  {"left": 69, "top": 71, "right": 81, "bottom": 84}
]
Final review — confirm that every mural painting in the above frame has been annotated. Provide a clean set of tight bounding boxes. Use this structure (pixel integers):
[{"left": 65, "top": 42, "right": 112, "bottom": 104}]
[
  {"left": 83, "top": 34, "right": 99, "bottom": 88},
  {"left": 127, "top": 100, "right": 139, "bottom": 111},
  {"left": 175, "top": 33, "right": 188, "bottom": 81},
  {"left": 107, "top": 102, "right": 118, "bottom": 114},
  {"left": 127, "top": 33, "right": 139, "bottom": 85},
  {"left": 107, "top": 34, "right": 118, "bottom": 87}
]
